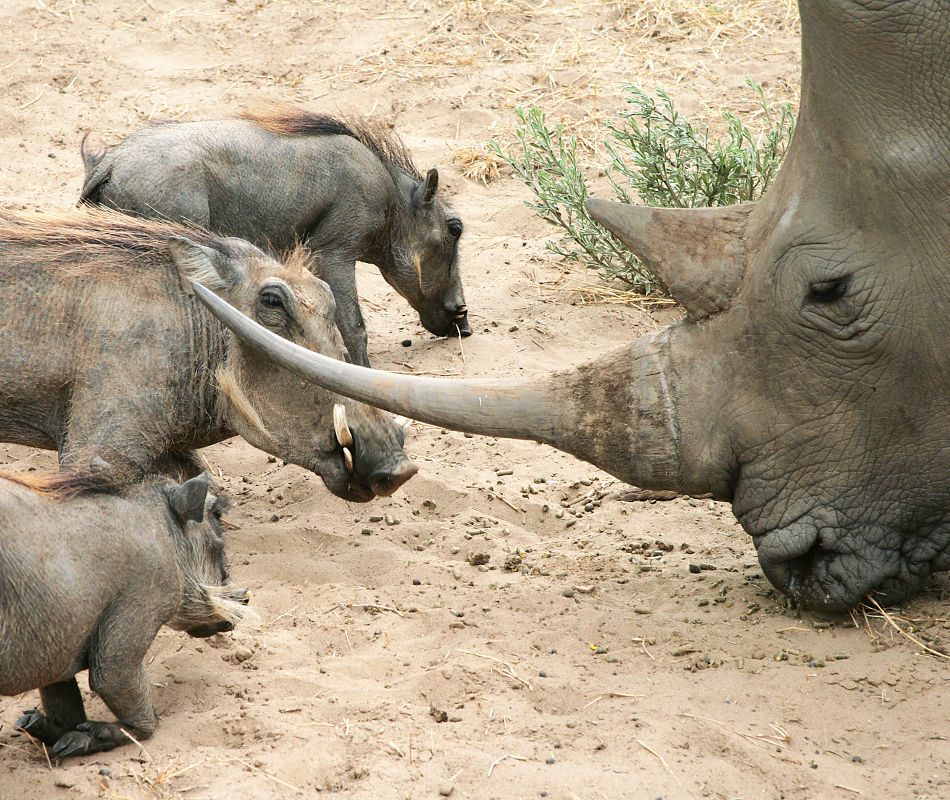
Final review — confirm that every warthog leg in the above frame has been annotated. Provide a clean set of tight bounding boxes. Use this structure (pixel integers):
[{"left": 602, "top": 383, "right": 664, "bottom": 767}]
[{"left": 15, "top": 678, "right": 87, "bottom": 746}]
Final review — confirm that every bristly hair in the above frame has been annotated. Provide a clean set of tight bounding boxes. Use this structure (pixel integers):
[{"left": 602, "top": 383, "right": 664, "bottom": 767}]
[
  {"left": 239, "top": 105, "right": 422, "bottom": 181},
  {"left": 0, "top": 207, "right": 239, "bottom": 279},
  {"left": 0, "top": 469, "right": 121, "bottom": 500}
]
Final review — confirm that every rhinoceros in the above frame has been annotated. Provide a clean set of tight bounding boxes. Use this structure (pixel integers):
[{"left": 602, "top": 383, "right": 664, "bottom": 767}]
[
  {"left": 0, "top": 209, "right": 416, "bottom": 501},
  {"left": 79, "top": 108, "right": 470, "bottom": 367},
  {"left": 191, "top": 0, "right": 950, "bottom": 611},
  {"left": 0, "top": 469, "right": 247, "bottom": 758}
]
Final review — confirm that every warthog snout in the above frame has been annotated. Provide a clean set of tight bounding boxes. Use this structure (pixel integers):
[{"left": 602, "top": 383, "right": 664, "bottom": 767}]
[
  {"left": 450, "top": 303, "right": 472, "bottom": 337},
  {"left": 187, "top": 619, "right": 236, "bottom": 638},
  {"left": 368, "top": 459, "right": 419, "bottom": 497},
  {"left": 418, "top": 301, "right": 472, "bottom": 339},
  {"left": 332, "top": 404, "right": 418, "bottom": 501}
]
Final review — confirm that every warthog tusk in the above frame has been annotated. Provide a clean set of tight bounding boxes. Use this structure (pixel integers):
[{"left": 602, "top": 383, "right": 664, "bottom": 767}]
[
  {"left": 457, "top": 305, "right": 467, "bottom": 314},
  {"left": 455, "top": 312, "right": 467, "bottom": 319},
  {"left": 333, "top": 403, "right": 354, "bottom": 448},
  {"left": 343, "top": 446, "right": 354, "bottom": 473},
  {"left": 393, "top": 415, "right": 413, "bottom": 430}
]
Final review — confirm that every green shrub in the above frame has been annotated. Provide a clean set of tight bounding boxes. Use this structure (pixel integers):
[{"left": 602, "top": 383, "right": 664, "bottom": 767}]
[{"left": 488, "top": 80, "right": 795, "bottom": 293}]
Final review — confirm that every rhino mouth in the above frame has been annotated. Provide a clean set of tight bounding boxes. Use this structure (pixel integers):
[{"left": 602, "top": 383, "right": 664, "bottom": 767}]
[{"left": 753, "top": 519, "right": 923, "bottom": 612}]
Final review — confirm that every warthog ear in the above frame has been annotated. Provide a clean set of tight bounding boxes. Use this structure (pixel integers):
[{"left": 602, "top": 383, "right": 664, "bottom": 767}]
[
  {"left": 169, "top": 236, "right": 245, "bottom": 296},
  {"left": 414, "top": 168, "right": 439, "bottom": 208},
  {"left": 586, "top": 199, "right": 753, "bottom": 320},
  {"left": 168, "top": 471, "right": 210, "bottom": 523}
]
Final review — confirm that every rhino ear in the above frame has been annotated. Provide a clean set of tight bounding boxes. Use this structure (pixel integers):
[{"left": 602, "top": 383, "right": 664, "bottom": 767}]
[
  {"left": 586, "top": 199, "right": 753, "bottom": 319},
  {"left": 168, "top": 472, "right": 210, "bottom": 524},
  {"left": 169, "top": 236, "right": 245, "bottom": 296},
  {"left": 414, "top": 168, "right": 439, "bottom": 208}
]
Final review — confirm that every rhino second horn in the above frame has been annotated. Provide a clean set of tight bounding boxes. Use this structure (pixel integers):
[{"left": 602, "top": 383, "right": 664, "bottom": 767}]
[
  {"left": 333, "top": 404, "right": 354, "bottom": 448},
  {"left": 585, "top": 198, "right": 751, "bottom": 320}
]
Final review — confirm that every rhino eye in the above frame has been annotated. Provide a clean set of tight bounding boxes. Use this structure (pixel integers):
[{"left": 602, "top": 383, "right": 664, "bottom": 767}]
[{"left": 807, "top": 277, "right": 849, "bottom": 304}]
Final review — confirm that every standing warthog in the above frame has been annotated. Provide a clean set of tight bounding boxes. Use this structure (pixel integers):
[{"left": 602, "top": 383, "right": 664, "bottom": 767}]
[
  {"left": 193, "top": 0, "right": 950, "bottom": 611},
  {"left": 79, "top": 107, "right": 470, "bottom": 367},
  {"left": 0, "top": 209, "right": 416, "bottom": 501},
  {"left": 0, "top": 470, "right": 248, "bottom": 758}
]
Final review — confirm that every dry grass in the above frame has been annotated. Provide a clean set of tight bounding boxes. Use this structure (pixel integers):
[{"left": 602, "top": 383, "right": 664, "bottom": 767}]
[
  {"left": 451, "top": 145, "right": 501, "bottom": 184},
  {"left": 615, "top": 0, "right": 799, "bottom": 41}
]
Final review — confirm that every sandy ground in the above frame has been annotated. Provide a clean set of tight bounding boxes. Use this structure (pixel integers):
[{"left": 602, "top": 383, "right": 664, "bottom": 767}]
[{"left": 0, "top": 1, "right": 948, "bottom": 799}]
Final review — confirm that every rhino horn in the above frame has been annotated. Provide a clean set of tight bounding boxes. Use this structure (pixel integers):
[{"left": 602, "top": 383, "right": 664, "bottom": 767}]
[
  {"left": 585, "top": 199, "right": 753, "bottom": 319},
  {"left": 192, "top": 281, "right": 696, "bottom": 494}
]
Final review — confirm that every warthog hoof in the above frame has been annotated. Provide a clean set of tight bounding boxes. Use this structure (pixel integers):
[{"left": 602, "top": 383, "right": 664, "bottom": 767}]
[
  {"left": 15, "top": 709, "right": 67, "bottom": 745},
  {"left": 52, "top": 721, "right": 131, "bottom": 758}
]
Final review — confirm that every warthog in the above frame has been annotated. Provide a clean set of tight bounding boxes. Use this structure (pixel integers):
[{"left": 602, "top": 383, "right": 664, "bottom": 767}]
[
  {"left": 0, "top": 209, "right": 416, "bottom": 501},
  {"left": 0, "top": 470, "right": 248, "bottom": 758},
  {"left": 79, "top": 107, "right": 470, "bottom": 367},
  {"left": 193, "top": 0, "right": 950, "bottom": 611}
]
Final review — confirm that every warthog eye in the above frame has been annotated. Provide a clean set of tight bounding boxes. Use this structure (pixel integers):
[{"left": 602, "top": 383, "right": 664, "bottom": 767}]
[
  {"left": 260, "top": 291, "right": 285, "bottom": 310},
  {"left": 806, "top": 277, "right": 849, "bottom": 304},
  {"left": 447, "top": 218, "right": 463, "bottom": 239}
]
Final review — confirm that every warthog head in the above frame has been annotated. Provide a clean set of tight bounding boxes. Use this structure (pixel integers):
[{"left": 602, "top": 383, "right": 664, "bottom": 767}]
[
  {"left": 160, "top": 472, "right": 250, "bottom": 638},
  {"left": 385, "top": 168, "right": 471, "bottom": 339},
  {"left": 191, "top": 0, "right": 950, "bottom": 611},
  {"left": 171, "top": 237, "right": 417, "bottom": 502}
]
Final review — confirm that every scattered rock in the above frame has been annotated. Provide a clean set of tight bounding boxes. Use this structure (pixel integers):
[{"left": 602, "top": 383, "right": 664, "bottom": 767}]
[{"left": 467, "top": 552, "right": 490, "bottom": 566}]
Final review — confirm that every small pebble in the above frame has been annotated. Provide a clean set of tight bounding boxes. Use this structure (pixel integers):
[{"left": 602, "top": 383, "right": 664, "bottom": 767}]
[
  {"left": 401, "top": 339, "right": 412, "bottom": 347},
  {"left": 545, "top": 757, "right": 555, "bottom": 765},
  {"left": 584, "top": 503, "right": 594, "bottom": 512},
  {"left": 689, "top": 563, "right": 701, "bottom": 574},
  {"left": 561, "top": 588, "right": 575, "bottom": 598},
  {"left": 852, "top": 755, "right": 863, "bottom": 763},
  {"left": 438, "top": 785, "right": 454, "bottom": 797},
  {"left": 539, "top": 670, "right": 547, "bottom": 677},
  {"left": 98, "top": 769, "right": 111, "bottom": 777},
  {"left": 361, "top": 528, "right": 372, "bottom": 535},
  {"left": 412, "top": 578, "right": 421, "bottom": 585}
]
